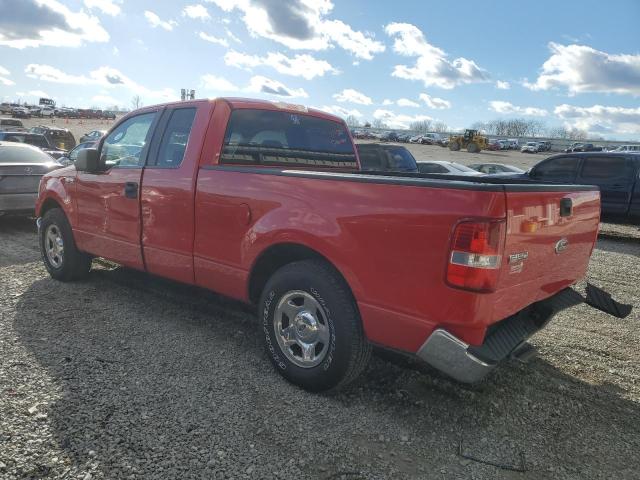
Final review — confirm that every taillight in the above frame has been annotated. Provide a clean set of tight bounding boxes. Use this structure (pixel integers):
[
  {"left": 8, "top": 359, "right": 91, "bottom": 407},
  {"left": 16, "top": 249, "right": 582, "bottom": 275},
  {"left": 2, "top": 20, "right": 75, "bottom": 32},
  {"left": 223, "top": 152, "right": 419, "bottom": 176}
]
[{"left": 446, "top": 220, "right": 505, "bottom": 292}]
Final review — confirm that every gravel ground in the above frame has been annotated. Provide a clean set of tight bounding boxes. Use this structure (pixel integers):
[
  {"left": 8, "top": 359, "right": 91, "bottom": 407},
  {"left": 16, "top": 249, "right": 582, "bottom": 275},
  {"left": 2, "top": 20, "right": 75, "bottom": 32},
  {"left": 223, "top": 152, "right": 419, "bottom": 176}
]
[{"left": 1, "top": 216, "right": 638, "bottom": 480}]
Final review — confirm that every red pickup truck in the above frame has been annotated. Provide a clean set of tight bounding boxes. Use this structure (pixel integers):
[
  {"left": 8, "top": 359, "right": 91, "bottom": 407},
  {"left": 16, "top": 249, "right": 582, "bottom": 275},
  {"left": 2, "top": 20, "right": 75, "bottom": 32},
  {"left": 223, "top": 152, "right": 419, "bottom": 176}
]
[{"left": 35, "top": 98, "right": 626, "bottom": 392}]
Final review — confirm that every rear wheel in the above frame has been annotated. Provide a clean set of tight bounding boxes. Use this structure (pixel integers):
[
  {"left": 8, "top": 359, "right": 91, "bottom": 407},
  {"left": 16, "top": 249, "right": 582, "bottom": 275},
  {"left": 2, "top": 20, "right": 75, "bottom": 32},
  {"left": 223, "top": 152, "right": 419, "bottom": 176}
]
[
  {"left": 40, "top": 208, "right": 92, "bottom": 281},
  {"left": 449, "top": 141, "right": 460, "bottom": 151},
  {"left": 259, "top": 259, "right": 371, "bottom": 392},
  {"left": 467, "top": 142, "right": 479, "bottom": 153}
]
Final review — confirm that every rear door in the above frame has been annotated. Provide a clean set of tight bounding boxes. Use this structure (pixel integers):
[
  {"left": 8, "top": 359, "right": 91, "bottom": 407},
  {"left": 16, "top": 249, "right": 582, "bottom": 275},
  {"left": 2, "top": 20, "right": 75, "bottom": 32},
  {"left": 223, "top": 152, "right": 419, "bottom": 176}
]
[
  {"left": 577, "top": 155, "right": 635, "bottom": 215},
  {"left": 529, "top": 156, "right": 581, "bottom": 184},
  {"left": 140, "top": 104, "right": 203, "bottom": 284},
  {"left": 74, "top": 110, "right": 160, "bottom": 269}
]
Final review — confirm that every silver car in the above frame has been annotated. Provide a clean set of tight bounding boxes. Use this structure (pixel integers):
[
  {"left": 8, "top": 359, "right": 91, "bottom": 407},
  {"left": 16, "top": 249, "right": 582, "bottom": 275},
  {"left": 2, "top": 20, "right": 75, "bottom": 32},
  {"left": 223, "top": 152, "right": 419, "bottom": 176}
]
[{"left": 0, "top": 142, "right": 63, "bottom": 214}]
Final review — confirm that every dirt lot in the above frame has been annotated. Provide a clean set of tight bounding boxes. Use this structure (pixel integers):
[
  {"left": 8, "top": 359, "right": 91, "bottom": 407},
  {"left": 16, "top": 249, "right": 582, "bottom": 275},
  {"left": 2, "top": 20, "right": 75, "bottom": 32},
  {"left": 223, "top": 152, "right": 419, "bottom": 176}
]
[{"left": 0, "top": 216, "right": 638, "bottom": 480}]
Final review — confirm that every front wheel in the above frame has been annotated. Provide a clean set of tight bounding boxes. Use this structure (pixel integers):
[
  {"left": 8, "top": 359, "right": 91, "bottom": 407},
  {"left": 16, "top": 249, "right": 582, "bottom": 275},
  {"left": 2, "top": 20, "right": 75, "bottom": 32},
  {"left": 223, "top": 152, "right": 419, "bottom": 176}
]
[
  {"left": 467, "top": 142, "right": 479, "bottom": 153},
  {"left": 259, "top": 260, "right": 371, "bottom": 392},
  {"left": 449, "top": 141, "right": 460, "bottom": 151},
  {"left": 40, "top": 208, "right": 92, "bottom": 281}
]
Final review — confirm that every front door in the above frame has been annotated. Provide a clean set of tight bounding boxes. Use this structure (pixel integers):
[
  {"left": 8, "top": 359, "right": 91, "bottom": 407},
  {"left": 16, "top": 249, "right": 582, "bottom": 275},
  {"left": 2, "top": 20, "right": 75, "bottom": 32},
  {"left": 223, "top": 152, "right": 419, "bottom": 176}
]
[{"left": 74, "top": 111, "right": 159, "bottom": 269}]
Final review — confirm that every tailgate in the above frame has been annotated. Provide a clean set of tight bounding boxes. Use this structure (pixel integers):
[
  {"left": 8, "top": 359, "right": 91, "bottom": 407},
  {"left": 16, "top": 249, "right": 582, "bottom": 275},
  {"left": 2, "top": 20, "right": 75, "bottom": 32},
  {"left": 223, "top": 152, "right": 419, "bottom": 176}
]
[{"left": 497, "top": 187, "right": 600, "bottom": 300}]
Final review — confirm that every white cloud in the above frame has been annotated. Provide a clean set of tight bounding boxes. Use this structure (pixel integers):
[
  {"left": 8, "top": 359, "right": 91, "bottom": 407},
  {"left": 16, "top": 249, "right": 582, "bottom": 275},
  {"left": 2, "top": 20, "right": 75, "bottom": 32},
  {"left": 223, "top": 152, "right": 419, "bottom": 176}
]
[
  {"left": 397, "top": 98, "right": 420, "bottom": 108},
  {"left": 201, "top": 73, "right": 308, "bottom": 98},
  {"left": 144, "top": 11, "right": 177, "bottom": 31},
  {"left": 333, "top": 88, "right": 372, "bottom": 105},
  {"left": 199, "top": 32, "right": 229, "bottom": 47},
  {"left": 16, "top": 90, "right": 50, "bottom": 98},
  {"left": 489, "top": 101, "right": 548, "bottom": 116},
  {"left": 183, "top": 4, "right": 210, "bottom": 20},
  {"left": 84, "top": 0, "right": 121, "bottom": 16},
  {"left": 0, "top": 65, "right": 14, "bottom": 86},
  {"left": 0, "top": 0, "right": 109, "bottom": 49},
  {"left": 25, "top": 64, "right": 177, "bottom": 103},
  {"left": 555, "top": 104, "right": 640, "bottom": 136},
  {"left": 495, "top": 80, "right": 510, "bottom": 90},
  {"left": 224, "top": 50, "right": 337, "bottom": 80},
  {"left": 525, "top": 43, "right": 640, "bottom": 95},
  {"left": 205, "top": 0, "right": 384, "bottom": 59},
  {"left": 373, "top": 109, "right": 433, "bottom": 129},
  {"left": 225, "top": 27, "right": 241, "bottom": 43},
  {"left": 319, "top": 105, "right": 363, "bottom": 119},
  {"left": 247, "top": 75, "right": 308, "bottom": 98},
  {"left": 382, "top": 99, "right": 393, "bottom": 106},
  {"left": 419, "top": 93, "right": 451, "bottom": 109},
  {"left": 384, "top": 22, "right": 489, "bottom": 89},
  {"left": 201, "top": 74, "right": 238, "bottom": 92}
]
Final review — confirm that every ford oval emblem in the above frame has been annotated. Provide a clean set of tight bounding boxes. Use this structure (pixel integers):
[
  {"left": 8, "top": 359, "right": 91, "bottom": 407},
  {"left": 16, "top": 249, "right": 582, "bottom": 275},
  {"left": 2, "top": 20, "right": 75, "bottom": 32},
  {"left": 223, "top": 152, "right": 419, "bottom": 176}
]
[{"left": 555, "top": 238, "right": 569, "bottom": 254}]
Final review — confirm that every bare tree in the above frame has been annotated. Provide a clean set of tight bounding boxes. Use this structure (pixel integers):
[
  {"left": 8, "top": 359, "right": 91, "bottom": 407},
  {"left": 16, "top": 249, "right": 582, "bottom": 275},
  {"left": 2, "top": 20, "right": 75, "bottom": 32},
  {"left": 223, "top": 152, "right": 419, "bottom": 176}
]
[
  {"left": 547, "top": 126, "right": 588, "bottom": 140},
  {"left": 432, "top": 121, "right": 449, "bottom": 133},
  {"left": 345, "top": 115, "right": 361, "bottom": 128},
  {"left": 131, "top": 95, "right": 143, "bottom": 110},
  {"left": 372, "top": 118, "right": 388, "bottom": 129},
  {"left": 409, "top": 119, "right": 433, "bottom": 133}
]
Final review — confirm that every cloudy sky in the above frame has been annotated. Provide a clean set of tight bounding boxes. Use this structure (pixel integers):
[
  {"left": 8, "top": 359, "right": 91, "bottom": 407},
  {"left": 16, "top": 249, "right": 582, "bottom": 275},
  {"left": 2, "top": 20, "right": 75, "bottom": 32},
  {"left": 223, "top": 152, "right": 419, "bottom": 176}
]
[{"left": 0, "top": 0, "right": 639, "bottom": 139}]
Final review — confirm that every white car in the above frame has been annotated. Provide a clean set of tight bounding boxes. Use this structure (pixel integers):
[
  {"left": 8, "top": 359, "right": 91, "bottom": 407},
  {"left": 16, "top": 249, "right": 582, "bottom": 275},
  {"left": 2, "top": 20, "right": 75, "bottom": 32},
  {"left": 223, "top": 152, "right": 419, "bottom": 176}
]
[
  {"left": 416, "top": 161, "right": 483, "bottom": 175},
  {"left": 521, "top": 142, "right": 540, "bottom": 153},
  {"left": 409, "top": 135, "right": 423, "bottom": 143},
  {"left": 611, "top": 145, "right": 640, "bottom": 153},
  {"left": 39, "top": 107, "right": 55, "bottom": 118}
]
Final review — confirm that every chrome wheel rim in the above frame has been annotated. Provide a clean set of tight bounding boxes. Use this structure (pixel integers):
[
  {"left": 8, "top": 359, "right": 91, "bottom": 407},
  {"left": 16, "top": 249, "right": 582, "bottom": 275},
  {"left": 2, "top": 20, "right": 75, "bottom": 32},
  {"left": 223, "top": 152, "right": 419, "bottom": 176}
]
[
  {"left": 45, "top": 224, "right": 64, "bottom": 268},
  {"left": 274, "top": 290, "right": 331, "bottom": 368}
]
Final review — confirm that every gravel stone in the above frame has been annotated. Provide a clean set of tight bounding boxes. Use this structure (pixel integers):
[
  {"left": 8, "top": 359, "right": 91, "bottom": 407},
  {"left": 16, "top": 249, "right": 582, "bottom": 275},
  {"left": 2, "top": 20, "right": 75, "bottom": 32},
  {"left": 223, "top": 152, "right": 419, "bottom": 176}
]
[{"left": 1, "top": 216, "right": 639, "bottom": 479}]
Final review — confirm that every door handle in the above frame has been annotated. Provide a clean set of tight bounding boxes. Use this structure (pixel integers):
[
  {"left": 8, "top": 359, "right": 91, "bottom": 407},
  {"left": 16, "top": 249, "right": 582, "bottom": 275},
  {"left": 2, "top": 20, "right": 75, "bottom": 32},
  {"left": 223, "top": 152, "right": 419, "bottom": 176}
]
[{"left": 124, "top": 182, "right": 138, "bottom": 199}]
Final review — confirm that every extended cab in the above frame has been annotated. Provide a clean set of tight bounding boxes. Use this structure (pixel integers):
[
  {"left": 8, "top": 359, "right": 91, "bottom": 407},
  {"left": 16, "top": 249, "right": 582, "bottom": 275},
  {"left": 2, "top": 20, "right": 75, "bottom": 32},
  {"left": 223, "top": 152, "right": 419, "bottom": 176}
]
[{"left": 35, "top": 98, "right": 624, "bottom": 391}]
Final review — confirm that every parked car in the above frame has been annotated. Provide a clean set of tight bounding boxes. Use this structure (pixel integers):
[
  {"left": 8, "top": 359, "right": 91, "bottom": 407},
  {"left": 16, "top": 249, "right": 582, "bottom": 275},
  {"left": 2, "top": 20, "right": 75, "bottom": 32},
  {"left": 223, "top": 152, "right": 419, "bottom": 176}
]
[
  {"left": 416, "top": 161, "right": 483, "bottom": 175},
  {"left": 29, "top": 125, "right": 76, "bottom": 151},
  {"left": 527, "top": 152, "right": 640, "bottom": 218},
  {"left": 611, "top": 145, "right": 640, "bottom": 153},
  {"left": 521, "top": 142, "right": 541, "bottom": 153},
  {"left": 537, "top": 141, "right": 552, "bottom": 152},
  {"left": 397, "top": 133, "right": 412, "bottom": 143},
  {"left": 0, "top": 118, "right": 26, "bottom": 132},
  {"left": 35, "top": 97, "right": 621, "bottom": 392},
  {"left": 11, "top": 107, "right": 31, "bottom": 119},
  {"left": 57, "top": 141, "right": 97, "bottom": 166},
  {"left": 419, "top": 133, "right": 441, "bottom": 145},
  {"left": 79, "top": 130, "right": 106, "bottom": 143},
  {"left": 506, "top": 139, "right": 519, "bottom": 149},
  {"left": 380, "top": 131, "right": 399, "bottom": 142},
  {"left": 0, "top": 132, "right": 66, "bottom": 159},
  {"left": 0, "top": 142, "right": 62, "bottom": 214},
  {"left": 564, "top": 142, "right": 602, "bottom": 153},
  {"left": 39, "top": 107, "right": 55, "bottom": 118},
  {"left": 103, "top": 111, "right": 117, "bottom": 120},
  {"left": 356, "top": 143, "right": 418, "bottom": 173},
  {"left": 468, "top": 163, "right": 525, "bottom": 175}
]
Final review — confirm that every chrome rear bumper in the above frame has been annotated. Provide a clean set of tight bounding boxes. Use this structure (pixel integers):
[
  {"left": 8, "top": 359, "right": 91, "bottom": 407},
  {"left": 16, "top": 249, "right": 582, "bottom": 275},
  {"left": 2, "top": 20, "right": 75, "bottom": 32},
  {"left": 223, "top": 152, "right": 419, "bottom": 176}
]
[{"left": 416, "top": 329, "right": 496, "bottom": 383}]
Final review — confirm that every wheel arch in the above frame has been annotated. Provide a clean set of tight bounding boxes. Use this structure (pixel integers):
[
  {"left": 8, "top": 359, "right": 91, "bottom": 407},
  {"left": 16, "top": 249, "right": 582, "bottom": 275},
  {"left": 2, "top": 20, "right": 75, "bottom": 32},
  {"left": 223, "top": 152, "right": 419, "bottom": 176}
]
[
  {"left": 39, "top": 197, "right": 64, "bottom": 217},
  {"left": 247, "top": 242, "right": 356, "bottom": 307}
]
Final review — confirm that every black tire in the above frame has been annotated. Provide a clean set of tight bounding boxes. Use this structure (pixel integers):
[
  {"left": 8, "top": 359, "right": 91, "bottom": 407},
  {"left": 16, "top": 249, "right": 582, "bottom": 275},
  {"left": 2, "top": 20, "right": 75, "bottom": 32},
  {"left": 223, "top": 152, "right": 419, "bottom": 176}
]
[
  {"left": 449, "top": 141, "right": 460, "bottom": 151},
  {"left": 259, "top": 259, "right": 371, "bottom": 392},
  {"left": 467, "top": 142, "right": 479, "bottom": 153},
  {"left": 40, "top": 208, "right": 92, "bottom": 281}
]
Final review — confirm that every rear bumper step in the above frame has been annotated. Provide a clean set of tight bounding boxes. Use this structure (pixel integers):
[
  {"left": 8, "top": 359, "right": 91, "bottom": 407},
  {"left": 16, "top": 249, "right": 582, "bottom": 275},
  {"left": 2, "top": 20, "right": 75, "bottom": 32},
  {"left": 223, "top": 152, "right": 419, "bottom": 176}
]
[{"left": 416, "top": 284, "right": 631, "bottom": 383}]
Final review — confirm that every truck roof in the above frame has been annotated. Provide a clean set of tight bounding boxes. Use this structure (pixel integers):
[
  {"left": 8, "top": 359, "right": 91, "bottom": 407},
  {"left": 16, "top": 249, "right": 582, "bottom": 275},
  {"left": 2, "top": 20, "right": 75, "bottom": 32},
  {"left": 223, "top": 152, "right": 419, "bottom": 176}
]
[{"left": 133, "top": 97, "right": 345, "bottom": 124}]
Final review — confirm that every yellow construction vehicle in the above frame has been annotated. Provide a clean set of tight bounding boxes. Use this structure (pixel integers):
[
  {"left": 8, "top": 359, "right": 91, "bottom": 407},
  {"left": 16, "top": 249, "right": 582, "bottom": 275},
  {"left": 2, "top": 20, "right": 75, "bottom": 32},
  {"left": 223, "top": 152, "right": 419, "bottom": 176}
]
[{"left": 448, "top": 129, "right": 488, "bottom": 153}]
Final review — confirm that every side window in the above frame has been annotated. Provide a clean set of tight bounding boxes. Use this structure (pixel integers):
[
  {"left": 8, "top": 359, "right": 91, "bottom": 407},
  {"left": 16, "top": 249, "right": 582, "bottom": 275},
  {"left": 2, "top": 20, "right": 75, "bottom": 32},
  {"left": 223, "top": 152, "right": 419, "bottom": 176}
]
[
  {"left": 580, "top": 156, "right": 632, "bottom": 181},
  {"left": 532, "top": 157, "right": 579, "bottom": 180},
  {"left": 357, "top": 148, "right": 382, "bottom": 171},
  {"left": 154, "top": 108, "right": 197, "bottom": 168},
  {"left": 101, "top": 112, "right": 156, "bottom": 167},
  {"left": 418, "top": 163, "right": 448, "bottom": 174}
]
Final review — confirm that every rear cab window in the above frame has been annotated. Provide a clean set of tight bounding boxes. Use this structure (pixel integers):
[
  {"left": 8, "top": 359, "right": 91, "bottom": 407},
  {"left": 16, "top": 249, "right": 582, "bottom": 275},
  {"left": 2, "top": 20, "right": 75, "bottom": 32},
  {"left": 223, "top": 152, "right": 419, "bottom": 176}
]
[
  {"left": 579, "top": 156, "right": 634, "bottom": 183},
  {"left": 222, "top": 109, "right": 357, "bottom": 169}
]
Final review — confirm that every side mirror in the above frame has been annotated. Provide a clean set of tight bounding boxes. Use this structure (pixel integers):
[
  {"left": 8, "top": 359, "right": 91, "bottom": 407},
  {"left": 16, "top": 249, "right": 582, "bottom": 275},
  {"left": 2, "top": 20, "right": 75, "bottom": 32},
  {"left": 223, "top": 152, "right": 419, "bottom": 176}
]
[{"left": 75, "top": 148, "right": 100, "bottom": 173}]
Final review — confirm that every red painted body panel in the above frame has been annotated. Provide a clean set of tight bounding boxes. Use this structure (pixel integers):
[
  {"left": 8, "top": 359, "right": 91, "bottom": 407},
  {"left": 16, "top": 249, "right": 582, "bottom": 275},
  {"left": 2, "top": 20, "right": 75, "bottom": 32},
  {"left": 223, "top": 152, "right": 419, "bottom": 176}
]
[{"left": 36, "top": 97, "right": 602, "bottom": 355}]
